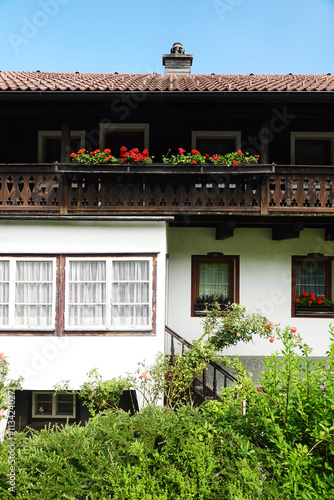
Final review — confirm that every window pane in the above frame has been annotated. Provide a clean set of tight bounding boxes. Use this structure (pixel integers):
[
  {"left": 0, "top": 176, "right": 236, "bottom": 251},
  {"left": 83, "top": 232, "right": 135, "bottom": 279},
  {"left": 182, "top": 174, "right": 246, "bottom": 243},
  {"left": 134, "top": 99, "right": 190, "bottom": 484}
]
[
  {"left": 296, "top": 262, "right": 327, "bottom": 297},
  {"left": 295, "top": 140, "right": 330, "bottom": 165},
  {"left": 15, "top": 261, "right": 53, "bottom": 327},
  {"left": 112, "top": 261, "right": 150, "bottom": 326},
  {"left": 68, "top": 261, "right": 106, "bottom": 327},
  {"left": 0, "top": 262, "right": 9, "bottom": 326},
  {"left": 112, "top": 305, "right": 150, "bottom": 326},
  {"left": 56, "top": 394, "right": 74, "bottom": 415},
  {"left": 198, "top": 263, "right": 230, "bottom": 300},
  {"left": 35, "top": 394, "right": 52, "bottom": 415},
  {"left": 196, "top": 138, "right": 235, "bottom": 156}
]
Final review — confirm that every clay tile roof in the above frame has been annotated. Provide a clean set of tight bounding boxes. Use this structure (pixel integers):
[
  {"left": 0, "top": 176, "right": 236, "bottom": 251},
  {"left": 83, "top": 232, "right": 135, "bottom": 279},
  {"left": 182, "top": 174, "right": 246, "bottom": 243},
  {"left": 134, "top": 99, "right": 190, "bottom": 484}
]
[{"left": 0, "top": 71, "right": 334, "bottom": 92}]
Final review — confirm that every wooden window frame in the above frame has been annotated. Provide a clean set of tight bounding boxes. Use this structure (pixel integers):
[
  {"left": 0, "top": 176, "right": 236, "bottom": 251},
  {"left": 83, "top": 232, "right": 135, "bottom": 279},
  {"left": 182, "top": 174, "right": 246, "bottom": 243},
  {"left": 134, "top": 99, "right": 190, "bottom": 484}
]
[
  {"left": 38, "top": 131, "right": 85, "bottom": 163},
  {"left": 0, "top": 257, "right": 57, "bottom": 331},
  {"left": 0, "top": 254, "right": 157, "bottom": 335},
  {"left": 191, "top": 253, "right": 239, "bottom": 317},
  {"left": 32, "top": 391, "right": 76, "bottom": 419},
  {"left": 191, "top": 131, "right": 241, "bottom": 154},
  {"left": 292, "top": 254, "right": 334, "bottom": 317},
  {"left": 99, "top": 123, "right": 149, "bottom": 151},
  {"left": 291, "top": 132, "right": 334, "bottom": 165}
]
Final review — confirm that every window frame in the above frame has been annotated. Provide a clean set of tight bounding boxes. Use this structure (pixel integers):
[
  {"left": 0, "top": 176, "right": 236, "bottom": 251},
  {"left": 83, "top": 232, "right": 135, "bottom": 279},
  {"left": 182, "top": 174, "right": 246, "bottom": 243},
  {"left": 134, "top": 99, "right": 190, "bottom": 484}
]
[
  {"left": 38, "top": 130, "right": 85, "bottom": 163},
  {"left": 0, "top": 257, "right": 57, "bottom": 331},
  {"left": 0, "top": 254, "right": 157, "bottom": 335},
  {"left": 32, "top": 391, "right": 76, "bottom": 419},
  {"left": 191, "top": 131, "right": 241, "bottom": 154},
  {"left": 99, "top": 123, "right": 149, "bottom": 151},
  {"left": 64, "top": 256, "right": 153, "bottom": 332},
  {"left": 191, "top": 253, "right": 239, "bottom": 317},
  {"left": 292, "top": 254, "right": 334, "bottom": 317},
  {"left": 291, "top": 132, "right": 334, "bottom": 165}
]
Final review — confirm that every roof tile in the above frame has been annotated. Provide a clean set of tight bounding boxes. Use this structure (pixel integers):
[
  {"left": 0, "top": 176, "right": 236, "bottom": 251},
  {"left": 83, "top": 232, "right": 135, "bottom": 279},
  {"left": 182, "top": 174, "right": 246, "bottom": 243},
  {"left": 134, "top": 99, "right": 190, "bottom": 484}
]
[{"left": 1, "top": 71, "right": 334, "bottom": 93}]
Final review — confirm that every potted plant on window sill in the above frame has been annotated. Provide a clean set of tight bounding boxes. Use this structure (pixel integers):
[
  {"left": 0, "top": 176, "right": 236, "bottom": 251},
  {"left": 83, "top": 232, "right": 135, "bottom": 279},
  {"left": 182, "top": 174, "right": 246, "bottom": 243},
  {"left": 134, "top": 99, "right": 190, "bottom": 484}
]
[
  {"left": 194, "top": 295, "right": 230, "bottom": 315},
  {"left": 295, "top": 292, "right": 334, "bottom": 315}
]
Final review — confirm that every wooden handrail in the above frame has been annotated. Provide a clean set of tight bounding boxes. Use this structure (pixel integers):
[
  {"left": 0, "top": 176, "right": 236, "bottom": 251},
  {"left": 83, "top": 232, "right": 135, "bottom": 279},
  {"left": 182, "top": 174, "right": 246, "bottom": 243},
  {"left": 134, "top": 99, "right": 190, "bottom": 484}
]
[{"left": 165, "top": 325, "right": 237, "bottom": 402}]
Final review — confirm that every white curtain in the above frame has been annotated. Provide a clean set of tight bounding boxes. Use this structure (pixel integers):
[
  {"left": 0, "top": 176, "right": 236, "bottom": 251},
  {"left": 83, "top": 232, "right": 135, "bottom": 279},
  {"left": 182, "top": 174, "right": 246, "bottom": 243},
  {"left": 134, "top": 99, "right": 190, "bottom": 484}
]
[
  {"left": 68, "top": 260, "right": 106, "bottom": 327},
  {"left": 0, "top": 261, "right": 9, "bottom": 326},
  {"left": 112, "top": 260, "right": 150, "bottom": 327},
  {"left": 198, "top": 263, "right": 229, "bottom": 299},
  {"left": 15, "top": 261, "right": 53, "bottom": 327}
]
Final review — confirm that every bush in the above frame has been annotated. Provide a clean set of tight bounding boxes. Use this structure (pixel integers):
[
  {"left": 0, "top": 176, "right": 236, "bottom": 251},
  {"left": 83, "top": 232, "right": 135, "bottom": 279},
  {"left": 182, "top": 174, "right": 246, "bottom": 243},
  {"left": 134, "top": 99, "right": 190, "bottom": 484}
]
[
  {"left": 0, "top": 406, "right": 280, "bottom": 499},
  {"left": 215, "top": 325, "right": 334, "bottom": 499}
]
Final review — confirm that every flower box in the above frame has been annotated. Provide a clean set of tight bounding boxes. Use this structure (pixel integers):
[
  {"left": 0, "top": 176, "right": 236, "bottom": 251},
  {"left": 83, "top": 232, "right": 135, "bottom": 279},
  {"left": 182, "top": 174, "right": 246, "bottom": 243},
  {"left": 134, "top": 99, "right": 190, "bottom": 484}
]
[{"left": 295, "top": 304, "right": 334, "bottom": 316}]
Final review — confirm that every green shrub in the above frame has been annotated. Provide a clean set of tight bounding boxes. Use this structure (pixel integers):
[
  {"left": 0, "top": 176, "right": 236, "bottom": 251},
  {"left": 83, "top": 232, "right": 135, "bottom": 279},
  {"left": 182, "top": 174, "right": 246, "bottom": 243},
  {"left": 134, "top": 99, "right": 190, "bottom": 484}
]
[
  {"left": 0, "top": 405, "right": 280, "bottom": 499},
  {"left": 214, "top": 325, "right": 334, "bottom": 499}
]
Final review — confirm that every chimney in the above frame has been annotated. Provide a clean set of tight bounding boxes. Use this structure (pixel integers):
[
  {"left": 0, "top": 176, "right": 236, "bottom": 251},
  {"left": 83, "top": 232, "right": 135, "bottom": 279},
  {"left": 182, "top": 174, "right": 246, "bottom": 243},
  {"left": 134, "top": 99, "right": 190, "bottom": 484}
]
[{"left": 162, "top": 43, "right": 193, "bottom": 75}]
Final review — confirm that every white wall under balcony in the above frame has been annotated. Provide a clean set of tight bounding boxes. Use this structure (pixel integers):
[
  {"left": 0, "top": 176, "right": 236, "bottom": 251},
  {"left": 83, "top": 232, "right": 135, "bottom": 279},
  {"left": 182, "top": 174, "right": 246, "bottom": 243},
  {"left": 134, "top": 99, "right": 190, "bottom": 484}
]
[
  {"left": 167, "top": 226, "right": 334, "bottom": 358},
  {"left": 0, "top": 220, "right": 167, "bottom": 390}
]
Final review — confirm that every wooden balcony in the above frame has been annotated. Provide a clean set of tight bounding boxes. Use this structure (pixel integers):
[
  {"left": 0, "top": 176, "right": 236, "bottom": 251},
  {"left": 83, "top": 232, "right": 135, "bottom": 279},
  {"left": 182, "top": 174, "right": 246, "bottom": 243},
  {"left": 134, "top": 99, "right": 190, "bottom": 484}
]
[{"left": 1, "top": 164, "right": 334, "bottom": 222}]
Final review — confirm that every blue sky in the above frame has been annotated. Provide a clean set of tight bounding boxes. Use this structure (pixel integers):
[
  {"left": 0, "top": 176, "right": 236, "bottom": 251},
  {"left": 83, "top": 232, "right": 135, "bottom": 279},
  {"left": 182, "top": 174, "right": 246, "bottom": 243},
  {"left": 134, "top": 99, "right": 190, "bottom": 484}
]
[{"left": 0, "top": 0, "right": 333, "bottom": 75}]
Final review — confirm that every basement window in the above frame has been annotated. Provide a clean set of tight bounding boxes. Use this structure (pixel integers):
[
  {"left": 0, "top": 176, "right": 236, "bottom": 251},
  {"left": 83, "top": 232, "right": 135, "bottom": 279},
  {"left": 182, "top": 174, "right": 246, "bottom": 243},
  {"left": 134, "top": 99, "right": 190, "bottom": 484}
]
[{"left": 32, "top": 392, "right": 76, "bottom": 418}]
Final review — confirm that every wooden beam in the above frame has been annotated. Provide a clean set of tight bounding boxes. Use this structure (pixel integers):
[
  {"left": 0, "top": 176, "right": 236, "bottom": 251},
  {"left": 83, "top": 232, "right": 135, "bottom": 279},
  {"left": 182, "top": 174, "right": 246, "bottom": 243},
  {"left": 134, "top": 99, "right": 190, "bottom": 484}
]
[
  {"left": 272, "top": 222, "right": 304, "bottom": 241},
  {"left": 216, "top": 221, "right": 236, "bottom": 240},
  {"left": 61, "top": 118, "right": 71, "bottom": 163}
]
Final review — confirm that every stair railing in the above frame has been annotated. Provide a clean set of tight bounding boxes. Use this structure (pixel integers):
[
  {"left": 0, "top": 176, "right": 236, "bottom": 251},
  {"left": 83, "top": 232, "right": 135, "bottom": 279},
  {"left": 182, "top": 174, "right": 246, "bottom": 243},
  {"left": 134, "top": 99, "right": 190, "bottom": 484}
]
[{"left": 165, "top": 326, "right": 237, "bottom": 403}]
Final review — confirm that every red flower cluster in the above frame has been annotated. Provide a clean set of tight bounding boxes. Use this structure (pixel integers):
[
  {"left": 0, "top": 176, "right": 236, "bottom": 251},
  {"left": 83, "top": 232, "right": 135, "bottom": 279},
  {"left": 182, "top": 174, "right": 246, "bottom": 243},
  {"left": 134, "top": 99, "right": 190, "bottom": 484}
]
[
  {"left": 296, "top": 292, "right": 331, "bottom": 307},
  {"left": 120, "top": 147, "right": 150, "bottom": 163}
]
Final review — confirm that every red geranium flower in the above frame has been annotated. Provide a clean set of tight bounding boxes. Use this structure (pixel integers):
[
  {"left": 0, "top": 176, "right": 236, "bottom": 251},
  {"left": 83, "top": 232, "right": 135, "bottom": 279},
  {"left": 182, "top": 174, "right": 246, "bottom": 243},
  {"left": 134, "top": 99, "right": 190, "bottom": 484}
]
[
  {"left": 232, "top": 161, "right": 239, "bottom": 166},
  {"left": 237, "top": 150, "right": 243, "bottom": 156},
  {"left": 178, "top": 148, "right": 186, "bottom": 155},
  {"left": 295, "top": 298, "right": 300, "bottom": 303},
  {"left": 269, "top": 338, "right": 275, "bottom": 343},
  {"left": 290, "top": 327, "right": 297, "bottom": 333},
  {"left": 104, "top": 148, "right": 111, "bottom": 154}
]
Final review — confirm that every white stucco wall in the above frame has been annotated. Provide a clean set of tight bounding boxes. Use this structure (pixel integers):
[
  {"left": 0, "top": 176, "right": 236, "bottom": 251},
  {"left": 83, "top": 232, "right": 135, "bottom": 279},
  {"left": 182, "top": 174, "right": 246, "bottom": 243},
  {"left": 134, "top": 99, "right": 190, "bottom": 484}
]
[
  {"left": 0, "top": 220, "right": 167, "bottom": 390},
  {"left": 167, "top": 226, "right": 334, "bottom": 357}
]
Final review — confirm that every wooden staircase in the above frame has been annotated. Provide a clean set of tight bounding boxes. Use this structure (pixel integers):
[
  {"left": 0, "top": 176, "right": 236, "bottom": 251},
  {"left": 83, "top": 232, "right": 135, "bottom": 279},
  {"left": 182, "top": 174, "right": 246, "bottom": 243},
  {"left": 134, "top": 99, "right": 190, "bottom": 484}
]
[{"left": 165, "top": 326, "right": 237, "bottom": 405}]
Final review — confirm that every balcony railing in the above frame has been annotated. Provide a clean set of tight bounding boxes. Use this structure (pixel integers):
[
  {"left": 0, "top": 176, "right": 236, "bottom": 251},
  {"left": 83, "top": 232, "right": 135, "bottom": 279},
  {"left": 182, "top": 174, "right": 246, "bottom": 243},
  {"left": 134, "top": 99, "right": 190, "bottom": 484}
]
[{"left": 0, "top": 163, "right": 334, "bottom": 217}]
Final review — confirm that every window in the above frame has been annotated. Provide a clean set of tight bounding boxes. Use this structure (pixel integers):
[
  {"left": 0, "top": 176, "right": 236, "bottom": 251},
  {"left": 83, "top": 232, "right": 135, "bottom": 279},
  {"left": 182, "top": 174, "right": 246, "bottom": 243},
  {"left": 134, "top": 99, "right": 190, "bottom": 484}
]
[
  {"left": 0, "top": 255, "right": 156, "bottom": 334},
  {"left": 99, "top": 123, "right": 149, "bottom": 154},
  {"left": 0, "top": 258, "right": 56, "bottom": 330},
  {"left": 191, "top": 254, "right": 239, "bottom": 316},
  {"left": 32, "top": 392, "right": 76, "bottom": 418},
  {"left": 191, "top": 131, "right": 241, "bottom": 156},
  {"left": 38, "top": 131, "right": 85, "bottom": 162},
  {"left": 291, "top": 132, "right": 334, "bottom": 165},
  {"left": 292, "top": 254, "right": 334, "bottom": 317},
  {"left": 65, "top": 257, "right": 152, "bottom": 331}
]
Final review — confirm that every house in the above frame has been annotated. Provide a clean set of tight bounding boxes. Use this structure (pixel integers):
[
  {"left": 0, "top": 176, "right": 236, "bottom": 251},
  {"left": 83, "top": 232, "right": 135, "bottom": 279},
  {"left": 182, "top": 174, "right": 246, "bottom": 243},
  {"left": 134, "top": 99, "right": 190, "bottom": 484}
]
[{"left": 1, "top": 43, "right": 334, "bottom": 426}]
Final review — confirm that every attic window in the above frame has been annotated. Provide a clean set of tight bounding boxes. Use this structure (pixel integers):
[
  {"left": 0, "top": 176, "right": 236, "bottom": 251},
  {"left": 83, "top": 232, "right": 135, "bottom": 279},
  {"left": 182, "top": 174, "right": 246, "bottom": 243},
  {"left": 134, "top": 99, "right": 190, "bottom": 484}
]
[
  {"left": 291, "top": 132, "right": 334, "bottom": 166},
  {"left": 38, "top": 131, "right": 85, "bottom": 163},
  {"left": 191, "top": 131, "right": 241, "bottom": 156},
  {"left": 99, "top": 123, "right": 149, "bottom": 154}
]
